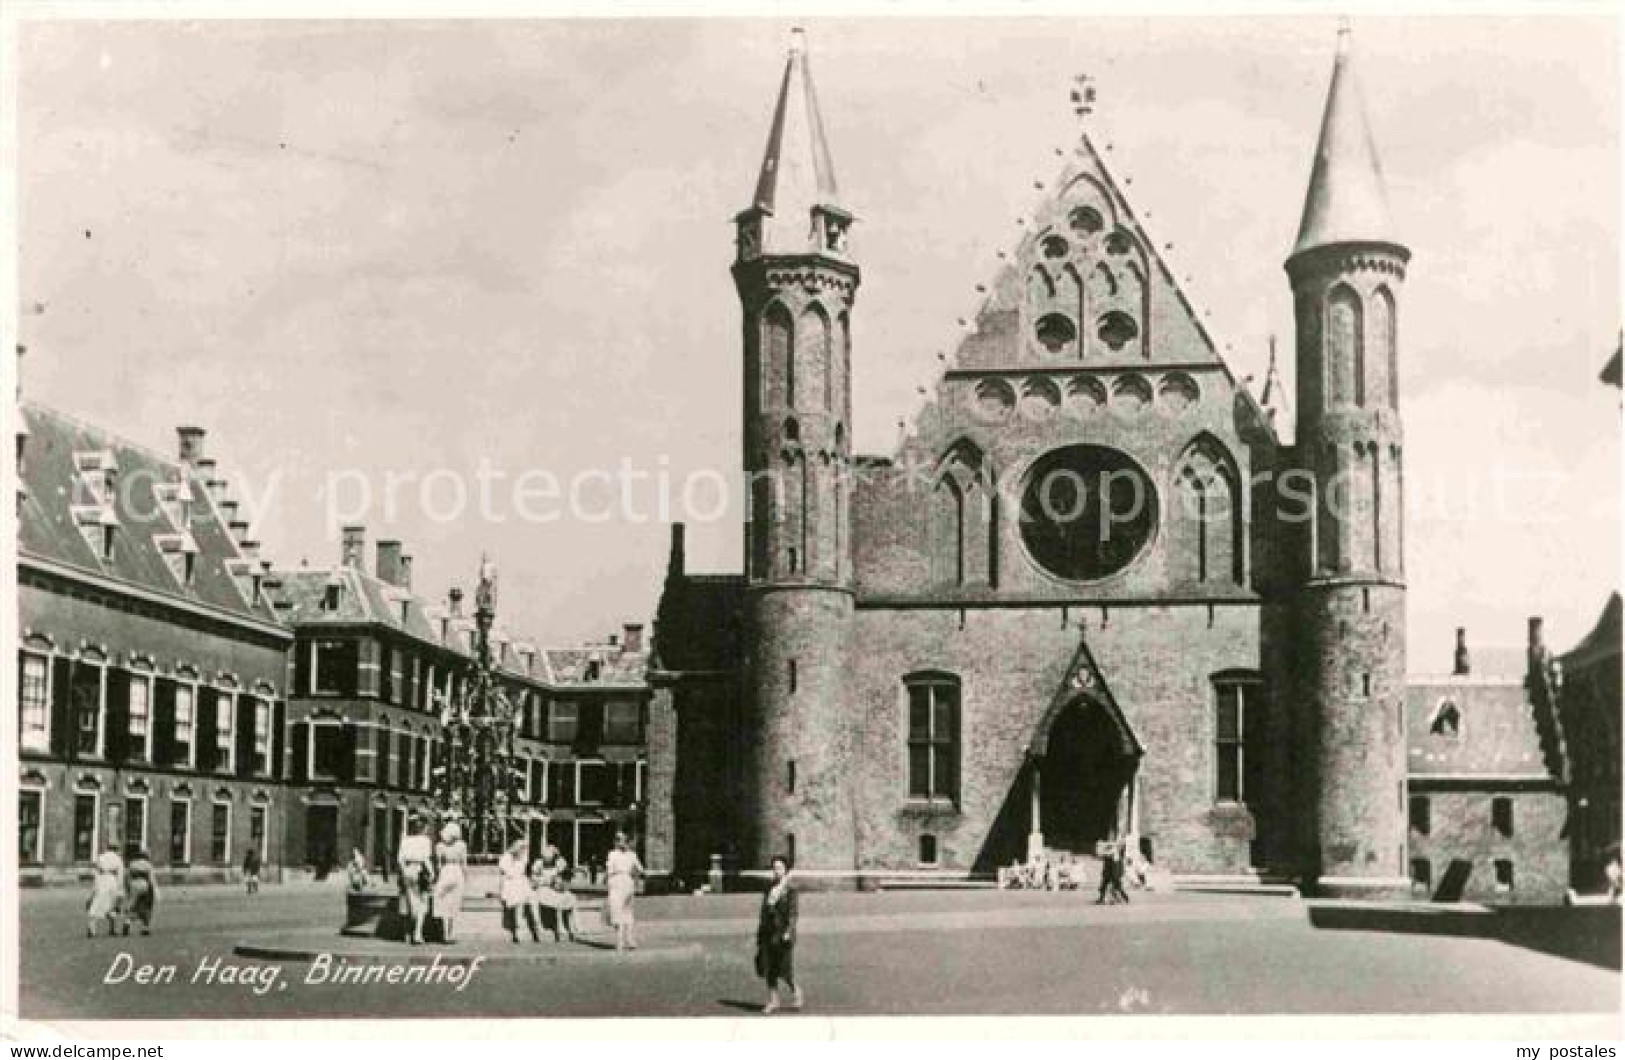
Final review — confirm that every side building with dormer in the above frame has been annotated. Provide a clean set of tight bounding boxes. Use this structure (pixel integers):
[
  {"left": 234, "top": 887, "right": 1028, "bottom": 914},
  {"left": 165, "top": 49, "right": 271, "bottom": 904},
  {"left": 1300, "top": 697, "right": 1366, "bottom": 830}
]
[
  {"left": 18, "top": 409, "right": 293, "bottom": 885},
  {"left": 273, "top": 526, "right": 652, "bottom": 878}
]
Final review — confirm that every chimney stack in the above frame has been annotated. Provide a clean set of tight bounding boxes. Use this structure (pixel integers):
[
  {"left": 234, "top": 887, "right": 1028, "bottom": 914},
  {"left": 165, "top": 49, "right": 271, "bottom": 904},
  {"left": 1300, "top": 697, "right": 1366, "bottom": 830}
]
[
  {"left": 340, "top": 525, "right": 366, "bottom": 570},
  {"left": 399, "top": 554, "right": 414, "bottom": 592},
  {"left": 177, "top": 426, "right": 206, "bottom": 465},
  {"left": 1452, "top": 627, "right": 1471, "bottom": 676},
  {"left": 1528, "top": 616, "right": 1546, "bottom": 653},
  {"left": 448, "top": 586, "right": 464, "bottom": 618},
  {"left": 375, "top": 540, "right": 404, "bottom": 587},
  {"left": 622, "top": 623, "right": 645, "bottom": 655},
  {"left": 668, "top": 522, "right": 686, "bottom": 578}
]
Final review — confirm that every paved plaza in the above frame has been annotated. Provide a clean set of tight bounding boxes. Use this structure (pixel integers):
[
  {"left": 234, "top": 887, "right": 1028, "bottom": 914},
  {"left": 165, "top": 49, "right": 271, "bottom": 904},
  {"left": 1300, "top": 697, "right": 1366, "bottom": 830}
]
[{"left": 13, "top": 883, "right": 1621, "bottom": 1020}]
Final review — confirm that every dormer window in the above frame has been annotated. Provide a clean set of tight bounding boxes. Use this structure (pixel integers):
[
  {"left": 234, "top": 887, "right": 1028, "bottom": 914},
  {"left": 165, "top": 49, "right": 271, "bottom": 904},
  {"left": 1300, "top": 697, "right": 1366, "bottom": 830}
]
[
  {"left": 1429, "top": 700, "right": 1461, "bottom": 738},
  {"left": 323, "top": 581, "right": 342, "bottom": 611},
  {"left": 584, "top": 658, "right": 602, "bottom": 682}
]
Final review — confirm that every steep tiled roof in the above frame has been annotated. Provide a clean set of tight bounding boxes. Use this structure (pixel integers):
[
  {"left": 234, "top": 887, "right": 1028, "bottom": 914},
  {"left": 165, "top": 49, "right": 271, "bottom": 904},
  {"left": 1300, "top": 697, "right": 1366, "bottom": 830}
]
[
  {"left": 1563, "top": 593, "right": 1621, "bottom": 672},
  {"left": 1406, "top": 678, "right": 1559, "bottom": 779},
  {"left": 272, "top": 564, "right": 650, "bottom": 689},
  {"left": 18, "top": 403, "right": 282, "bottom": 628}
]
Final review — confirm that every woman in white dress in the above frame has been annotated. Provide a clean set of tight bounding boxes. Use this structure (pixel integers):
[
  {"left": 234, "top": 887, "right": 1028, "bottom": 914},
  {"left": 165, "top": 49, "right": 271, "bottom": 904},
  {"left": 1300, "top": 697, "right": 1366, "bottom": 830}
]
[
  {"left": 396, "top": 818, "right": 434, "bottom": 946},
  {"left": 433, "top": 822, "right": 468, "bottom": 944},
  {"left": 604, "top": 831, "right": 644, "bottom": 954},
  {"left": 85, "top": 842, "right": 125, "bottom": 938},
  {"left": 497, "top": 840, "right": 540, "bottom": 944}
]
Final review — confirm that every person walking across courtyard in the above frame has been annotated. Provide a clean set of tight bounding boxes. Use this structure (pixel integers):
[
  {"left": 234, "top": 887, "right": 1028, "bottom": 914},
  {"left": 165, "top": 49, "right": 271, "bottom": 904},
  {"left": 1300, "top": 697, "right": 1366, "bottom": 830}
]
[
  {"left": 124, "top": 848, "right": 157, "bottom": 935},
  {"left": 434, "top": 822, "right": 468, "bottom": 943},
  {"left": 604, "top": 831, "right": 644, "bottom": 953},
  {"left": 1097, "top": 838, "right": 1130, "bottom": 905},
  {"left": 397, "top": 818, "right": 434, "bottom": 946},
  {"left": 242, "top": 845, "right": 261, "bottom": 895},
  {"left": 756, "top": 854, "right": 803, "bottom": 1014},
  {"left": 85, "top": 841, "right": 125, "bottom": 938}
]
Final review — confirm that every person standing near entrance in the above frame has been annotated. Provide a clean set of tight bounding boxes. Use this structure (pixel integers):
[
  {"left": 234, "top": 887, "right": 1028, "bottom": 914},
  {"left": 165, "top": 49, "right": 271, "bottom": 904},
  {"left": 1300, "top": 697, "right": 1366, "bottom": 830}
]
[
  {"left": 604, "top": 831, "right": 644, "bottom": 953},
  {"left": 756, "top": 854, "right": 803, "bottom": 1014},
  {"left": 242, "top": 845, "right": 261, "bottom": 895}
]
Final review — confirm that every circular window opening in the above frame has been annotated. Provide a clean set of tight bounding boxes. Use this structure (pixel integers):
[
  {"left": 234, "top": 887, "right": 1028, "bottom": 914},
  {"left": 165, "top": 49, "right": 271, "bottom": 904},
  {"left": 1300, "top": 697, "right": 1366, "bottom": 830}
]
[
  {"left": 1098, "top": 311, "right": 1139, "bottom": 351},
  {"left": 1105, "top": 231, "right": 1133, "bottom": 255},
  {"left": 1035, "top": 313, "right": 1077, "bottom": 354},
  {"left": 1040, "top": 235, "right": 1069, "bottom": 259},
  {"left": 1019, "top": 445, "right": 1158, "bottom": 582},
  {"left": 1069, "top": 206, "right": 1104, "bottom": 235}
]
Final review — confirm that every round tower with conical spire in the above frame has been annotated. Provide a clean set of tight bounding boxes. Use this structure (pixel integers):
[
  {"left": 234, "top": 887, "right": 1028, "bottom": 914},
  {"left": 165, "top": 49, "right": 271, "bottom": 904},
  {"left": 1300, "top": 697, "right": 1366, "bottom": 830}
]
[
  {"left": 733, "top": 28, "right": 859, "bottom": 871},
  {"left": 1286, "top": 25, "right": 1410, "bottom": 896}
]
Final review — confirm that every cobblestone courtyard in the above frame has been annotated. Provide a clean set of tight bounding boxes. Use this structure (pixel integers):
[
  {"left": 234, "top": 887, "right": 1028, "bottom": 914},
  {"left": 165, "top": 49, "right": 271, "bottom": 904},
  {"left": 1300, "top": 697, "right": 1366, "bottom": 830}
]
[{"left": 12, "top": 884, "right": 1621, "bottom": 1020}]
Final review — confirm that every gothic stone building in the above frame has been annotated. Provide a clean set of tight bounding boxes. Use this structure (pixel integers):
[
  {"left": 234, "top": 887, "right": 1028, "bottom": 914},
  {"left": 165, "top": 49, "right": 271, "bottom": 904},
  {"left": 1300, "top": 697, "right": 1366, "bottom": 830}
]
[{"left": 650, "top": 30, "right": 1416, "bottom": 893}]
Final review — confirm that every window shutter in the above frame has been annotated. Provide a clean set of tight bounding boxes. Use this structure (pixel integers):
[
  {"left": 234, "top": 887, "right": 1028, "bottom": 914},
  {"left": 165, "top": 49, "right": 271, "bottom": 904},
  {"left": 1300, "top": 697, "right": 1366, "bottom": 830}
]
[
  {"left": 272, "top": 700, "right": 287, "bottom": 780},
  {"left": 50, "top": 658, "right": 73, "bottom": 759},
  {"left": 105, "top": 668, "right": 131, "bottom": 764},
  {"left": 291, "top": 721, "right": 308, "bottom": 783},
  {"left": 339, "top": 723, "right": 357, "bottom": 783},
  {"left": 295, "top": 640, "right": 312, "bottom": 695},
  {"left": 235, "top": 695, "right": 255, "bottom": 779},
  {"left": 153, "top": 679, "right": 176, "bottom": 765},
  {"left": 197, "top": 688, "right": 219, "bottom": 773},
  {"left": 947, "top": 687, "right": 961, "bottom": 803}
]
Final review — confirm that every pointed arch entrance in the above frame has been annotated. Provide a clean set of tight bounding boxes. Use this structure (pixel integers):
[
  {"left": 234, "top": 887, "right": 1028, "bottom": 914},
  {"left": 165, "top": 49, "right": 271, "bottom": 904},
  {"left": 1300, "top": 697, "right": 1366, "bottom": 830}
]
[{"left": 1027, "top": 693, "right": 1142, "bottom": 858}]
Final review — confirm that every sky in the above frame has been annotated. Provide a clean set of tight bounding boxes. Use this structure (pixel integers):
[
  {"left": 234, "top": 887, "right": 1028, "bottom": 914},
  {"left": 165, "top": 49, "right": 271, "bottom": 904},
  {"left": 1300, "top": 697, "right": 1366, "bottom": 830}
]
[{"left": 12, "top": 14, "right": 1621, "bottom": 667}]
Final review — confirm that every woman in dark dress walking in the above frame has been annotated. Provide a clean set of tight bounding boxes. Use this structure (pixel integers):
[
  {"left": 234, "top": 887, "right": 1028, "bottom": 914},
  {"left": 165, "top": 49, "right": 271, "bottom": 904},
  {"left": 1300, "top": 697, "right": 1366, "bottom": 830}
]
[{"left": 755, "top": 854, "right": 803, "bottom": 1014}]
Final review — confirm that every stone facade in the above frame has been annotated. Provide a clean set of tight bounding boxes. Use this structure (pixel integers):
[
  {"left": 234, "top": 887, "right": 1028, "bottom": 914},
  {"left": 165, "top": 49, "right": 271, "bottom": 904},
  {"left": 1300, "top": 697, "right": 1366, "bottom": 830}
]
[{"left": 646, "top": 32, "right": 1451, "bottom": 892}]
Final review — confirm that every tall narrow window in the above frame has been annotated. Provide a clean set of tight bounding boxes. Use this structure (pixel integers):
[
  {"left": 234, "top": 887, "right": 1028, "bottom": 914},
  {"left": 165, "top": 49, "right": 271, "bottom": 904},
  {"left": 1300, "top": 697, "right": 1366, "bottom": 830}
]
[
  {"left": 905, "top": 673, "right": 961, "bottom": 804},
  {"left": 1494, "top": 859, "right": 1515, "bottom": 891},
  {"left": 1492, "top": 797, "right": 1515, "bottom": 838},
  {"left": 763, "top": 302, "right": 794, "bottom": 410},
  {"left": 174, "top": 685, "right": 196, "bottom": 766},
  {"left": 124, "top": 796, "right": 147, "bottom": 851},
  {"left": 19, "top": 652, "right": 48, "bottom": 753},
  {"left": 211, "top": 801, "right": 232, "bottom": 864},
  {"left": 253, "top": 699, "right": 272, "bottom": 775},
  {"left": 1213, "top": 676, "right": 1262, "bottom": 804},
  {"left": 19, "top": 789, "right": 44, "bottom": 864},
  {"left": 169, "top": 800, "right": 192, "bottom": 864},
  {"left": 128, "top": 675, "right": 152, "bottom": 759},
  {"left": 72, "top": 661, "right": 103, "bottom": 757},
  {"left": 215, "top": 693, "right": 235, "bottom": 772},
  {"left": 1409, "top": 795, "right": 1430, "bottom": 835},
  {"left": 73, "top": 793, "right": 98, "bottom": 862}
]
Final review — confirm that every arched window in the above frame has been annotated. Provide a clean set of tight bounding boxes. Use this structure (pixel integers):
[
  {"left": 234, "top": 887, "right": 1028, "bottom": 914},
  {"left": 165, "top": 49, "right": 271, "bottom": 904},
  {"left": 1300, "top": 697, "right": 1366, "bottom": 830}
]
[
  {"left": 762, "top": 302, "right": 794, "bottom": 410},
  {"left": 904, "top": 672, "right": 960, "bottom": 804},
  {"left": 1173, "top": 436, "right": 1242, "bottom": 585},
  {"left": 1327, "top": 284, "right": 1363, "bottom": 407},
  {"left": 801, "top": 305, "right": 831, "bottom": 414},
  {"left": 934, "top": 441, "right": 992, "bottom": 587},
  {"left": 1370, "top": 285, "right": 1395, "bottom": 411}
]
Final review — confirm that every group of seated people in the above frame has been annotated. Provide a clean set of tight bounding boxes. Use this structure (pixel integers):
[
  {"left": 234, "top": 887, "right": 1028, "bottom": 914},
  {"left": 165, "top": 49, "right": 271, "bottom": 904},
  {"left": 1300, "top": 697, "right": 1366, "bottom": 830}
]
[{"left": 997, "top": 839, "right": 1149, "bottom": 893}]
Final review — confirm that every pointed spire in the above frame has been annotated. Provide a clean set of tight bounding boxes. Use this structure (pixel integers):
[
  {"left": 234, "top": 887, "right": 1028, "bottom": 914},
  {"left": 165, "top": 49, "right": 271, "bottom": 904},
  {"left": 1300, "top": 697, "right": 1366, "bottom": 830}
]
[
  {"left": 1291, "top": 23, "right": 1400, "bottom": 259},
  {"left": 742, "top": 28, "right": 849, "bottom": 256},
  {"left": 1259, "top": 334, "right": 1291, "bottom": 431}
]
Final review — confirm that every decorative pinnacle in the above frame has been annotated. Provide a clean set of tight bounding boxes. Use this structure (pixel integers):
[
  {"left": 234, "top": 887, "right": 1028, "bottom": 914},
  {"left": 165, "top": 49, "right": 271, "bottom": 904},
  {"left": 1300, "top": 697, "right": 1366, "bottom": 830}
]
[
  {"left": 1336, "top": 16, "right": 1352, "bottom": 53},
  {"left": 1070, "top": 72, "right": 1097, "bottom": 120},
  {"left": 789, "top": 26, "right": 806, "bottom": 56}
]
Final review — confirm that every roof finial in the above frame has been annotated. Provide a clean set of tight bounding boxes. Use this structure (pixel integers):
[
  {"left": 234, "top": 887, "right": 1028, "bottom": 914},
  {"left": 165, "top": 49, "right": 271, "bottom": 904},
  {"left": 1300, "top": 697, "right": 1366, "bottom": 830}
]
[
  {"left": 1336, "top": 16, "right": 1352, "bottom": 53},
  {"left": 789, "top": 26, "right": 806, "bottom": 57},
  {"left": 1070, "top": 72, "right": 1098, "bottom": 122}
]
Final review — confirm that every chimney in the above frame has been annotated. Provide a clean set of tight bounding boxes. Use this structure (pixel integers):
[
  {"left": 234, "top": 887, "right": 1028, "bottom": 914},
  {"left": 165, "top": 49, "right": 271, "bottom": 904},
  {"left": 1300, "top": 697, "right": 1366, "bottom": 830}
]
[
  {"left": 399, "top": 554, "right": 414, "bottom": 592},
  {"left": 448, "top": 586, "right": 464, "bottom": 618},
  {"left": 340, "top": 525, "right": 366, "bottom": 570},
  {"left": 1452, "top": 627, "right": 1471, "bottom": 676},
  {"left": 177, "top": 426, "right": 206, "bottom": 465},
  {"left": 668, "top": 522, "right": 686, "bottom": 578},
  {"left": 622, "top": 623, "right": 644, "bottom": 655},
  {"left": 1527, "top": 615, "right": 1547, "bottom": 675},
  {"left": 375, "top": 540, "right": 404, "bottom": 587},
  {"left": 608, "top": 633, "right": 619, "bottom": 649}
]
